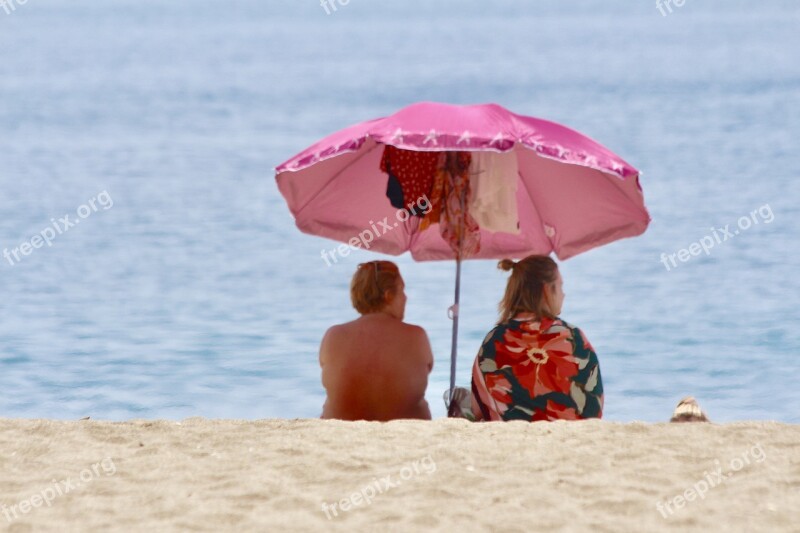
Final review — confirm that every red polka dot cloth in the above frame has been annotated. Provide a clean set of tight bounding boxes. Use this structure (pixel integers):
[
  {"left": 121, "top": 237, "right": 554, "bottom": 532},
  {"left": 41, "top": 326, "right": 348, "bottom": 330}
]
[{"left": 380, "top": 145, "right": 440, "bottom": 213}]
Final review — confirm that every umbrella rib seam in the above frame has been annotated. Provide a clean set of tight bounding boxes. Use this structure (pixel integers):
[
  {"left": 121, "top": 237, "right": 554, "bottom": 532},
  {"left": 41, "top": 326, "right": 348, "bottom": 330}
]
[{"left": 292, "top": 138, "right": 380, "bottom": 222}]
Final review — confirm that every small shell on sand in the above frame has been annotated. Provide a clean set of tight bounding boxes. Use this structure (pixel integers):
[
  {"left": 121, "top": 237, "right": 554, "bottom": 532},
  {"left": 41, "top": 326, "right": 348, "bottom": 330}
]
[{"left": 670, "top": 396, "right": 709, "bottom": 422}]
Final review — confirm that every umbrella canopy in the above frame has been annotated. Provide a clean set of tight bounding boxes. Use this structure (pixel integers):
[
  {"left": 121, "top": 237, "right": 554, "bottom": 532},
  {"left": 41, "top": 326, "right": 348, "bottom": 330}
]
[{"left": 276, "top": 102, "right": 649, "bottom": 261}]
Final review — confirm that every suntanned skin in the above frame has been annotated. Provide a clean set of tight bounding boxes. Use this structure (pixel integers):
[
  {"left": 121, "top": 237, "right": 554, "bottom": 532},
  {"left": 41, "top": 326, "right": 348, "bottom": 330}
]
[{"left": 319, "top": 277, "right": 433, "bottom": 421}]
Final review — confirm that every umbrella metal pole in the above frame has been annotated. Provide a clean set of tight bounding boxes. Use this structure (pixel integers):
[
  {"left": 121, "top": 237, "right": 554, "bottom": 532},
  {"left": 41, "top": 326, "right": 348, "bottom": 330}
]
[
  {"left": 447, "top": 255, "right": 462, "bottom": 417},
  {"left": 447, "top": 150, "right": 469, "bottom": 418}
]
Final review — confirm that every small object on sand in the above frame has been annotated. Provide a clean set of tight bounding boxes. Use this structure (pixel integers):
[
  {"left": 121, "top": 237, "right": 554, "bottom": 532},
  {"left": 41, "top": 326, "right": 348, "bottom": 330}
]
[
  {"left": 444, "top": 387, "right": 475, "bottom": 420},
  {"left": 79, "top": 416, "right": 90, "bottom": 421},
  {"left": 670, "top": 396, "right": 709, "bottom": 422}
]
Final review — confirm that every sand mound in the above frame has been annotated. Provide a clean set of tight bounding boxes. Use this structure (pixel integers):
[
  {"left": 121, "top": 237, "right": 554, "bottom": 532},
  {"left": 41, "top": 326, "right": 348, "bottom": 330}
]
[{"left": 0, "top": 418, "right": 797, "bottom": 531}]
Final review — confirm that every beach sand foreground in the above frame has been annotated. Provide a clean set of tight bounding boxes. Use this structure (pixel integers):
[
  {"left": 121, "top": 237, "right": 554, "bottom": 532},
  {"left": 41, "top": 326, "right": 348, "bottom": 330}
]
[{"left": 0, "top": 418, "right": 797, "bottom": 532}]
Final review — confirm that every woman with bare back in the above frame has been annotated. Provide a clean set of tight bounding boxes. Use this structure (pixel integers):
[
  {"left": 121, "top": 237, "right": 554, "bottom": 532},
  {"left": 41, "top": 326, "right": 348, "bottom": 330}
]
[{"left": 320, "top": 261, "right": 433, "bottom": 421}]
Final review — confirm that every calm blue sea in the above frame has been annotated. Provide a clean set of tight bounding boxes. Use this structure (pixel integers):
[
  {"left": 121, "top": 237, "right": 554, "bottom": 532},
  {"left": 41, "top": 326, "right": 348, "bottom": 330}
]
[{"left": 1, "top": 0, "right": 798, "bottom": 422}]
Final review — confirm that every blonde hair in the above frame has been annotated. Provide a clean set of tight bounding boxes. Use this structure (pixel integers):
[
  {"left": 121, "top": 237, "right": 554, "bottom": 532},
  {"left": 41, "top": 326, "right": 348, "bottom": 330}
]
[
  {"left": 350, "top": 261, "right": 401, "bottom": 314},
  {"left": 497, "top": 255, "right": 559, "bottom": 323}
]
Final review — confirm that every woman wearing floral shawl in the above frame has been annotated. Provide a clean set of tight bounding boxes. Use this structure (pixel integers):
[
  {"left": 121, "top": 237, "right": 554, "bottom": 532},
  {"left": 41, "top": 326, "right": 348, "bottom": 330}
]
[{"left": 471, "top": 255, "right": 603, "bottom": 421}]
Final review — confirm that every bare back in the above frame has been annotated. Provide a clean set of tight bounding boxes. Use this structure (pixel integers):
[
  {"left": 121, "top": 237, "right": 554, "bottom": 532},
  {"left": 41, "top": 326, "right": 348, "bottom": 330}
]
[{"left": 320, "top": 314, "right": 433, "bottom": 421}]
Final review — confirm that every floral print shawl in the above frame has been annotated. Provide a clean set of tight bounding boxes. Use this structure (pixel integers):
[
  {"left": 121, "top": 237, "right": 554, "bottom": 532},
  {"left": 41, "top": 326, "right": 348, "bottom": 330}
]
[{"left": 471, "top": 316, "right": 603, "bottom": 421}]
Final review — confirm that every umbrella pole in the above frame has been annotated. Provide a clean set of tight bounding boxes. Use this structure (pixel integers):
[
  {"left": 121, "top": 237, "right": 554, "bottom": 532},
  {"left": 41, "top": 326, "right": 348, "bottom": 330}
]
[
  {"left": 447, "top": 254, "right": 462, "bottom": 417},
  {"left": 446, "top": 151, "right": 468, "bottom": 418}
]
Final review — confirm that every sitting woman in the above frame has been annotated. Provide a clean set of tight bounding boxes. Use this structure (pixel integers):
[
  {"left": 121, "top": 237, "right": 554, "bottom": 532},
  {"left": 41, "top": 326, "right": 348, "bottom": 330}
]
[
  {"left": 320, "top": 260, "right": 433, "bottom": 421},
  {"left": 471, "top": 255, "right": 603, "bottom": 422}
]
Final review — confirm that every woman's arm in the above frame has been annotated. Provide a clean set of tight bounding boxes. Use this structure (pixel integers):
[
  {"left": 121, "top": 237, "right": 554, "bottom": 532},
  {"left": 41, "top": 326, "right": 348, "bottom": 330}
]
[
  {"left": 408, "top": 326, "right": 434, "bottom": 420},
  {"left": 570, "top": 327, "right": 604, "bottom": 419},
  {"left": 417, "top": 327, "right": 434, "bottom": 373}
]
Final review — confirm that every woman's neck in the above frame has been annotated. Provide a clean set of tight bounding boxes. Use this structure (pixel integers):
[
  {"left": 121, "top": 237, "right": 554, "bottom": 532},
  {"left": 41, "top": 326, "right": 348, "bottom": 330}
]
[
  {"left": 512, "top": 312, "right": 540, "bottom": 321},
  {"left": 362, "top": 310, "right": 399, "bottom": 320}
]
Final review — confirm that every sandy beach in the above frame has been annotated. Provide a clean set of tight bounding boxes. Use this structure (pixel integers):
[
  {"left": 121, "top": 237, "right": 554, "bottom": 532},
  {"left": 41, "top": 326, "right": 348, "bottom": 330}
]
[{"left": 0, "top": 418, "right": 797, "bottom": 532}]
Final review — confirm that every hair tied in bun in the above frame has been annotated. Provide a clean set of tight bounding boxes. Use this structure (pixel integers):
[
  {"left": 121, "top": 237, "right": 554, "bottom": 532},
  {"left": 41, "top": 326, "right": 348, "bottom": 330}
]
[{"left": 498, "top": 258, "right": 516, "bottom": 272}]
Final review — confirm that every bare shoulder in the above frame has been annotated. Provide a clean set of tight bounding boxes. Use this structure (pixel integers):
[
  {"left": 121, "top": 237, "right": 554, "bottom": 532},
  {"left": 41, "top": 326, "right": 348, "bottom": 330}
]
[
  {"left": 320, "top": 322, "right": 352, "bottom": 349},
  {"left": 321, "top": 324, "right": 339, "bottom": 342},
  {"left": 403, "top": 324, "right": 433, "bottom": 358},
  {"left": 324, "top": 319, "right": 360, "bottom": 337},
  {"left": 402, "top": 323, "right": 433, "bottom": 370},
  {"left": 401, "top": 323, "right": 431, "bottom": 342}
]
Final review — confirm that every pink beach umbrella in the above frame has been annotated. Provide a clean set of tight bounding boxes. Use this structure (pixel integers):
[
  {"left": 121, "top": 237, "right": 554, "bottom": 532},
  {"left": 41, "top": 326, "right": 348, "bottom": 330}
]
[{"left": 275, "top": 102, "right": 650, "bottom": 415}]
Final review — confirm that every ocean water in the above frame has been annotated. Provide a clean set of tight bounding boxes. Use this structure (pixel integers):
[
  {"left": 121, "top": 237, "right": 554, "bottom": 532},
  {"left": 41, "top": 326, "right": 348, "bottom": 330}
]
[{"left": 1, "top": 0, "right": 798, "bottom": 422}]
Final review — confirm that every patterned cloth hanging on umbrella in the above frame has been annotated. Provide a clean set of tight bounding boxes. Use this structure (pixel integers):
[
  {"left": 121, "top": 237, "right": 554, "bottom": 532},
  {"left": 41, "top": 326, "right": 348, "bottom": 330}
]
[
  {"left": 380, "top": 145, "right": 440, "bottom": 215},
  {"left": 433, "top": 152, "right": 480, "bottom": 257},
  {"left": 380, "top": 146, "right": 480, "bottom": 257}
]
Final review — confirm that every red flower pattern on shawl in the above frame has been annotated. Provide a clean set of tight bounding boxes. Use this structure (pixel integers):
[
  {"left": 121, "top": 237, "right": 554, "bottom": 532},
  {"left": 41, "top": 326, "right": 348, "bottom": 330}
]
[
  {"left": 532, "top": 400, "right": 580, "bottom": 421},
  {"left": 493, "top": 318, "right": 578, "bottom": 398},
  {"left": 485, "top": 373, "right": 513, "bottom": 407}
]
